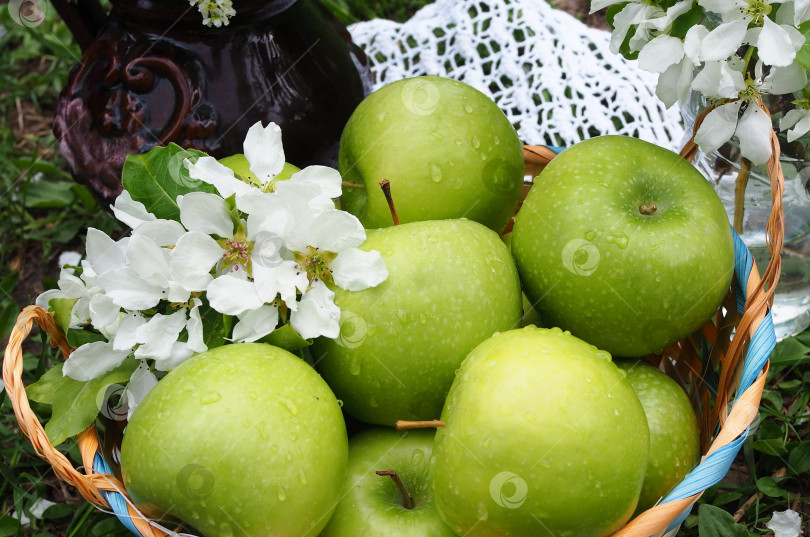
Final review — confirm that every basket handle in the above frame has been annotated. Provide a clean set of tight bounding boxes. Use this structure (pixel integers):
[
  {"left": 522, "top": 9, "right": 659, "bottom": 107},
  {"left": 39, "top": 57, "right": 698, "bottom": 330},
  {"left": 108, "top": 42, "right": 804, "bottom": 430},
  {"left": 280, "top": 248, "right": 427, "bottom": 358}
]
[{"left": 2, "top": 306, "right": 170, "bottom": 537}]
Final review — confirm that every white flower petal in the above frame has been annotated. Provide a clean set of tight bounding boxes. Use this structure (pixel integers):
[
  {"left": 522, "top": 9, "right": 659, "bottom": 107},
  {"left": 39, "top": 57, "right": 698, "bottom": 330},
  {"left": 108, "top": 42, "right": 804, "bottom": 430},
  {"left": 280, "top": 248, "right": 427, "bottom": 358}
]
[
  {"left": 231, "top": 305, "right": 279, "bottom": 343},
  {"left": 758, "top": 18, "right": 799, "bottom": 66},
  {"left": 63, "top": 341, "right": 130, "bottom": 381},
  {"left": 684, "top": 24, "right": 709, "bottom": 63},
  {"left": 100, "top": 267, "right": 167, "bottom": 310},
  {"left": 736, "top": 104, "right": 773, "bottom": 165},
  {"left": 700, "top": 19, "right": 749, "bottom": 62},
  {"left": 244, "top": 122, "right": 285, "bottom": 184},
  {"left": 157, "top": 342, "right": 196, "bottom": 371},
  {"left": 638, "top": 35, "right": 685, "bottom": 73},
  {"left": 178, "top": 192, "right": 234, "bottom": 237},
  {"left": 186, "top": 156, "right": 254, "bottom": 198},
  {"left": 113, "top": 312, "right": 146, "bottom": 351},
  {"left": 331, "top": 248, "right": 389, "bottom": 291},
  {"left": 86, "top": 228, "right": 127, "bottom": 276},
  {"left": 126, "top": 234, "right": 171, "bottom": 286},
  {"left": 787, "top": 111, "right": 810, "bottom": 142},
  {"left": 608, "top": 3, "right": 648, "bottom": 54},
  {"left": 761, "top": 62, "right": 808, "bottom": 94},
  {"left": 765, "top": 509, "right": 802, "bottom": 537},
  {"left": 275, "top": 260, "right": 309, "bottom": 311},
  {"left": 89, "top": 293, "right": 120, "bottom": 331},
  {"left": 35, "top": 289, "right": 63, "bottom": 310},
  {"left": 692, "top": 60, "right": 745, "bottom": 98},
  {"left": 288, "top": 165, "right": 343, "bottom": 199},
  {"left": 694, "top": 100, "right": 743, "bottom": 153},
  {"left": 132, "top": 219, "right": 186, "bottom": 247},
  {"left": 795, "top": 0, "right": 810, "bottom": 24},
  {"left": 111, "top": 191, "right": 156, "bottom": 229},
  {"left": 186, "top": 300, "right": 208, "bottom": 353},
  {"left": 125, "top": 360, "right": 159, "bottom": 420},
  {"left": 698, "top": 0, "right": 737, "bottom": 14},
  {"left": 781, "top": 108, "right": 806, "bottom": 130},
  {"left": 134, "top": 310, "right": 188, "bottom": 361},
  {"left": 290, "top": 280, "right": 340, "bottom": 339},
  {"left": 306, "top": 210, "right": 366, "bottom": 252},
  {"left": 170, "top": 232, "right": 222, "bottom": 291},
  {"left": 58, "top": 251, "right": 82, "bottom": 271},
  {"left": 207, "top": 275, "right": 264, "bottom": 315},
  {"left": 590, "top": 0, "right": 620, "bottom": 13}
]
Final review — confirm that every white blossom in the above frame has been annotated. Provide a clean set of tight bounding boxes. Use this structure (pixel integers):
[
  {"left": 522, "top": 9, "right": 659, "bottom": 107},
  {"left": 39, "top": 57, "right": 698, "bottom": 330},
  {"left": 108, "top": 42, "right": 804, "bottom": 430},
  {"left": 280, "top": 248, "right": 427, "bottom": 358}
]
[{"left": 766, "top": 510, "right": 802, "bottom": 537}]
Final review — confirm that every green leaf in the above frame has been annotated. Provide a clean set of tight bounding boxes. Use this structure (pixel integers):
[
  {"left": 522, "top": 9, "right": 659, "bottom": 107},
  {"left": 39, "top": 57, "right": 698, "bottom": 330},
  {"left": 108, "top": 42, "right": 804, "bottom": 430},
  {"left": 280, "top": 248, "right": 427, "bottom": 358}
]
[
  {"left": 755, "top": 476, "right": 786, "bottom": 498},
  {"left": 697, "top": 504, "right": 750, "bottom": 537},
  {"left": 787, "top": 441, "right": 810, "bottom": 475},
  {"left": 761, "top": 389, "right": 783, "bottom": 409},
  {"left": 48, "top": 297, "right": 77, "bottom": 336},
  {"left": 22, "top": 180, "right": 76, "bottom": 208},
  {"left": 45, "top": 359, "right": 138, "bottom": 446},
  {"left": 0, "top": 302, "right": 19, "bottom": 342},
  {"left": 777, "top": 379, "right": 802, "bottom": 391},
  {"left": 770, "top": 336, "right": 810, "bottom": 368},
  {"left": 65, "top": 328, "right": 106, "bottom": 349},
  {"left": 670, "top": 4, "right": 703, "bottom": 39},
  {"left": 27, "top": 364, "right": 65, "bottom": 405},
  {"left": 796, "top": 20, "right": 810, "bottom": 71},
  {"left": 198, "top": 302, "right": 227, "bottom": 350},
  {"left": 751, "top": 438, "right": 787, "bottom": 456},
  {"left": 121, "top": 144, "right": 215, "bottom": 221},
  {"left": 712, "top": 491, "right": 743, "bottom": 506},
  {"left": 260, "top": 324, "right": 313, "bottom": 352},
  {"left": 0, "top": 515, "right": 21, "bottom": 537}
]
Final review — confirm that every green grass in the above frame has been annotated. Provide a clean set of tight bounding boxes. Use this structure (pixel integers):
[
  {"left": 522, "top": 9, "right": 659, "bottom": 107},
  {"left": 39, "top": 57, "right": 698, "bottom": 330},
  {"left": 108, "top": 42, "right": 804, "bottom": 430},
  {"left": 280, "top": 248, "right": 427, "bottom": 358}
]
[{"left": 0, "top": 1, "right": 808, "bottom": 536}]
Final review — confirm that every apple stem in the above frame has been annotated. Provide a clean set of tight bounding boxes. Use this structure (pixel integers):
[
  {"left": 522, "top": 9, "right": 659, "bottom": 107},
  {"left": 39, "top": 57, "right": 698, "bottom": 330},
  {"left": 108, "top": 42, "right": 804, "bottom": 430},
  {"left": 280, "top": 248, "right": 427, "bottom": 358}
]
[
  {"left": 379, "top": 179, "right": 400, "bottom": 226},
  {"left": 341, "top": 181, "right": 366, "bottom": 189},
  {"left": 375, "top": 470, "right": 415, "bottom": 510},
  {"left": 395, "top": 420, "right": 445, "bottom": 430},
  {"left": 639, "top": 203, "right": 658, "bottom": 215}
]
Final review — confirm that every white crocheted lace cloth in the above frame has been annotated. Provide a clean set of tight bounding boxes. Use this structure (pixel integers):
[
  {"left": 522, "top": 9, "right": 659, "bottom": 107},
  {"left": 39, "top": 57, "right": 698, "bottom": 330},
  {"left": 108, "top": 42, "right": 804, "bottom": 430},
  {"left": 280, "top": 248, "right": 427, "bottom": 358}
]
[{"left": 348, "top": 0, "right": 684, "bottom": 151}]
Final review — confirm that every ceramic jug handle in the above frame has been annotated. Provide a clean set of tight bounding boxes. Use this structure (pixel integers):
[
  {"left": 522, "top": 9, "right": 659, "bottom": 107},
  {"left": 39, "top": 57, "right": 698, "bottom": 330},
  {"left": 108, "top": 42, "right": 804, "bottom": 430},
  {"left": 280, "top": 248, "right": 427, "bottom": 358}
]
[{"left": 50, "top": 0, "right": 107, "bottom": 51}]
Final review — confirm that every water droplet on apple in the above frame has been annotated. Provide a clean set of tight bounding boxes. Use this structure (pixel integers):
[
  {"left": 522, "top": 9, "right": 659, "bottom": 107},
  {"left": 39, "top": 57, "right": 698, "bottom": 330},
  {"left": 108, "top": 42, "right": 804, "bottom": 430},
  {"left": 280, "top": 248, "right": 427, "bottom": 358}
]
[
  {"left": 270, "top": 443, "right": 279, "bottom": 453},
  {"left": 481, "top": 436, "right": 492, "bottom": 448},
  {"left": 494, "top": 135, "right": 500, "bottom": 145},
  {"left": 298, "top": 468, "right": 308, "bottom": 485},
  {"left": 613, "top": 409, "right": 620, "bottom": 416},
  {"left": 277, "top": 486, "right": 287, "bottom": 502},
  {"left": 219, "top": 524, "right": 234, "bottom": 537},
  {"left": 249, "top": 391, "right": 258, "bottom": 400},
  {"left": 377, "top": 112, "right": 386, "bottom": 122},
  {"left": 419, "top": 313, "right": 427, "bottom": 324},
  {"left": 201, "top": 391, "right": 221, "bottom": 405},
  {"left": 191, "top": 511, "right": 200, "bottom": 520},
  {"left": 279, "top": 398, "right": 298, "bottom": 416},
  {"left": 537, "top": 459, "right": 551, "bottom": 469},
  {"left": 472, "top": 136, "right": 480, "bottom": 149},
  {"left": 585, "top": 230, "right": 596, "bottom": 241},
  {"left": 349, "top": 356, "right": 361, "bottom": 375},
  {"left": 430, "top": 163, "right": 443, "bottom": 183},
  {"left": 455, "top": 139, "right": 463, "bottom": 145},
  {"left": 477, "top": 504, "right": 489, "bottom": 521},
  {"left": 596, "top": 351, "right": 611, "bottom": 362},
  {"left": 430, "top": 131, "right": 444, "bottom": 141},
  {"left": 291, "top": 431, "right": 299, "bottom": 442},
  {"left": 397, "top": 309, "right": 410, "bottom": 323},
  {"left": 337, "top": 399, "right": 344, "bottom": 408},
  {"left": 524, "top": 411, "right": 537, "bottom": 423},
  {"left": 585, "top": 377, "right": 592, "bottom": 383},
  {"left": 479, "top": 152, "right": 488, "bottom": 160},
  {"left": 606, "top": 232, "right": 629, "bottom": 249},
  {"left": 464, "top": 104, "right": 474, "bottom": 113},
  {"left": 411, "top": 449, "right": 425, "bottom": 465},
  {"left": 369, "top": 397, "right": 379, "bottom": 408}
]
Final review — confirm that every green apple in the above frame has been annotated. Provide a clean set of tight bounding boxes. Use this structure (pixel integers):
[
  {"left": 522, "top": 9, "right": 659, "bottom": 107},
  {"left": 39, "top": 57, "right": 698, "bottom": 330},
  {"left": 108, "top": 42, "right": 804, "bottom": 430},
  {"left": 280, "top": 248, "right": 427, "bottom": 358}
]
[
  {"left": 120, "top": 343, "right": 347, "bottom": 537},
  {"left": 614, "top": 360, "right": 700, "bottom": 514},
  {"left": 219, "top": 153, "right": 300, "bottom": 186},
  {"left": 321, "top": 428, "right": 456, "bottom": 537},
  {"left": 339, "top": 75, "right": 524, "bottom": 233},
  {"left": 512, "top": 135, "right": 734, "bottom": 357},
  {"left": 313, "top": 218, "right": 523, "bottom": 426},
  {"left": 431, "top": 326, "right": 649, "bottom": 537}
]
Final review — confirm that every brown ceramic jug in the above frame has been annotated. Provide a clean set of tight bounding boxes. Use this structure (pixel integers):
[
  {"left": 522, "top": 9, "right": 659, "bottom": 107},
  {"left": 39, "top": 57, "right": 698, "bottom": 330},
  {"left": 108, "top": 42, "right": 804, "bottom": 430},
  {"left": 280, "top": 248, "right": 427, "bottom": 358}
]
[{"left": 51, "top": 0, "right": 367, "bottom": 205}]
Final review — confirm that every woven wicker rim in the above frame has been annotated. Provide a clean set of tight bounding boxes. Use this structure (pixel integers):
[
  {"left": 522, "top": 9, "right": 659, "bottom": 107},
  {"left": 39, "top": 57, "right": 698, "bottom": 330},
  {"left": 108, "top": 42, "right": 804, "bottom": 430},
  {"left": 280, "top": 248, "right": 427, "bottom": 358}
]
[{"left": 4, "top": 105, "right": 784, "bottom": 537}]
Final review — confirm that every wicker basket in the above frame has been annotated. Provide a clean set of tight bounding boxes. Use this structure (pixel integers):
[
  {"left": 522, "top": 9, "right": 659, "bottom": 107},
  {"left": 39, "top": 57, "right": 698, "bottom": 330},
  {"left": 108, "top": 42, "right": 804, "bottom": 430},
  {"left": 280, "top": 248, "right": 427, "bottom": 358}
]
[{"left": 3, "top": 105, "right": 783, "bottom": 537}]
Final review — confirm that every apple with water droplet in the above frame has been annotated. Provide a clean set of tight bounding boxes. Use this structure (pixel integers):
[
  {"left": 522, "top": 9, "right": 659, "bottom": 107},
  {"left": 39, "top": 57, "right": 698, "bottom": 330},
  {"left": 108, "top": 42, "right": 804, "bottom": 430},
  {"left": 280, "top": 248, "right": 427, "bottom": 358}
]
[
  {"left": 615, "top": 360, "right": 700, "bottom": 514},
  {"left": 120, "top": 343, "right": 347, "bottom": 537},
  {"left": 313, "top": 218, "right": 523, "bottom": 426},
  {"left": 512, "top": 136, "right": 734, "bottom": 357},
  {"left": 321, "top": 427, "right": 456, "bottom": 537},
  {"left": 338, "top": 75, "right": 524, "bottom": 233},
  {"left": 431, "top": 326, "right": 649, "bottom": 537}
]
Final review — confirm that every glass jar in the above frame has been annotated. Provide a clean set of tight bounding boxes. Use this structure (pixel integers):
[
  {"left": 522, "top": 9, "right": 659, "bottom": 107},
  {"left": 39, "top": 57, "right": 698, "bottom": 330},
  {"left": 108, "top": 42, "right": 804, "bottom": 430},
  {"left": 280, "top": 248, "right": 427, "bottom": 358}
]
[{"left": 681, "top": 93, "right": 810, "bottom": 340}]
